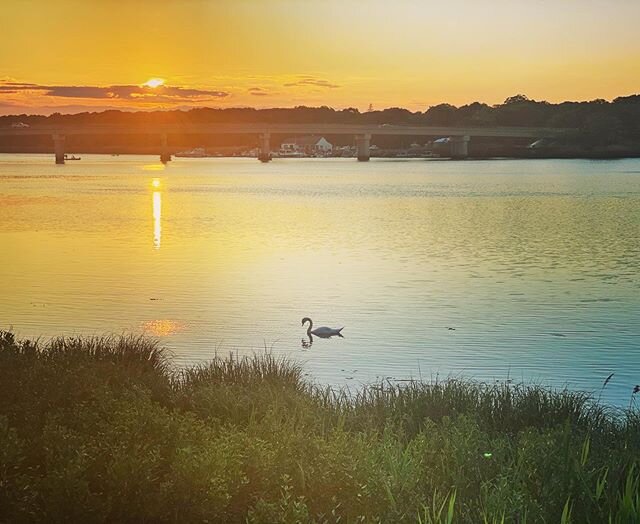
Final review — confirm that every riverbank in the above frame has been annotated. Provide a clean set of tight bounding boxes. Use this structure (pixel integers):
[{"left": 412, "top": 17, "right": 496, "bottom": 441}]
[
  {"left": 2, "top": 145, "right": 640, "bottom": 160},
  {"left": 1, "top": 331, "right": 638, "bottom": 523}
]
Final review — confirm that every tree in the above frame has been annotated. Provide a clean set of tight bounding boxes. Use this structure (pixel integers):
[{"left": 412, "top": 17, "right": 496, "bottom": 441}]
[
  {"left": 503, "top": 94, "right": 530, "bottom": 105},
  {"left": 423, "top": 104, "right": 458, "bottom": 126}
]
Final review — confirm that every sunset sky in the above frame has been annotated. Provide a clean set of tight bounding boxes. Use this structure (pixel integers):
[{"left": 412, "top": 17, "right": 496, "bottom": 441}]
[{"left": 1, "top": 0, "right": 639, "bottom": 115}]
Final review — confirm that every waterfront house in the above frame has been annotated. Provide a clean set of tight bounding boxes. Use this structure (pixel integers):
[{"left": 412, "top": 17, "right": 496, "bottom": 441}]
[{"left": 280, "top": 136, "right": 333, "bottom": 156}]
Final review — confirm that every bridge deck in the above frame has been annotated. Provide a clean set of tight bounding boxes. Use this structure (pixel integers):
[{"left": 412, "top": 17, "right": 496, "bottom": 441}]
[{"left": 0, "top": 123, "right": 566, "bottom": 138}]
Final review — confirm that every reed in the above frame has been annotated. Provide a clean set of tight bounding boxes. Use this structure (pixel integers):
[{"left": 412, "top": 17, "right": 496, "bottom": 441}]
[{"left": 0, "top": 330, "right": 638, "bottom": 523}]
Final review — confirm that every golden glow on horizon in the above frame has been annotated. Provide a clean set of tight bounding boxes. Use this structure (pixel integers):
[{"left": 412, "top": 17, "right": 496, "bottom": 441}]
[
  {"left": 143, "top": 78, "right": 165, "bottom": 88},
  {"left": 1, "top": 0, "right": 640, "bottom": 114}
]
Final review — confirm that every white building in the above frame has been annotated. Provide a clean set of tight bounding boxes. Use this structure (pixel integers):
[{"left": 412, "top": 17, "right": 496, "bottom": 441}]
[{"left": 280, "top": 136, "right": 333, "bottom": 156}]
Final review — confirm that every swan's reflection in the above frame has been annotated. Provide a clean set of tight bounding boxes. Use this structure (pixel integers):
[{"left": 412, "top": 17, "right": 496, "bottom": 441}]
[
  {"left": 152, "top": 188, "right": 162, "bottom": 249},
  {"left": 301, "top": 331, "right": 343, "bottom": 349}
]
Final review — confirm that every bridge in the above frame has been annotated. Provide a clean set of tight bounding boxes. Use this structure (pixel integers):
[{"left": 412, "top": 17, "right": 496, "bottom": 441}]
[{"left": 0, "top": 123, "right": 567, "bottom": 164}]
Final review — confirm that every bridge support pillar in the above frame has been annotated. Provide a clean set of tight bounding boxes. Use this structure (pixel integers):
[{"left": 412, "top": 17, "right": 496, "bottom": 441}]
[
  {"left": 53, "top": 134, "right": 65, "bottom": 164},
  {"left": 355, "top": 134, "right": 371, "bottom": 161},
  {"left": 160, "top": 133, "right": 171, "bottom": 163},
  {"left": 450, "top": 135, "right": 470, "bottom": 159},
  {"left": 258, "top": 133, "right": 271, "bottom": 162}
]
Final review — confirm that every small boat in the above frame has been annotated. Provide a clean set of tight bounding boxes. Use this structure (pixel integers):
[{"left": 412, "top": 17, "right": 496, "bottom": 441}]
[{"left": 64, "top": 154, "right": 81, "bottom": 161}]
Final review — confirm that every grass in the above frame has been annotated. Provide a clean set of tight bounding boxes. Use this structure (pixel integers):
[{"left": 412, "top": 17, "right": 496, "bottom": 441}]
[{"left": 0, "top": 329, "right": 639, "bottom": 523}]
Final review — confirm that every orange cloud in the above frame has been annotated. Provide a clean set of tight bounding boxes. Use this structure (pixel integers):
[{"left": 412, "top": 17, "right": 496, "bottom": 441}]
[
  {"left": 284, "top": 77, "right": 341, "bottom": 89},
  {"left": 0, "top": 81, "right": 229, "bottom": 102}
]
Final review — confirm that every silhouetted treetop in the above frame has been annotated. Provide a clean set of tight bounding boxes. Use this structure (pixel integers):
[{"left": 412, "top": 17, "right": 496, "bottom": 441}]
[{"left": 503, "top": 94, "right": 531, "bottom": 105}]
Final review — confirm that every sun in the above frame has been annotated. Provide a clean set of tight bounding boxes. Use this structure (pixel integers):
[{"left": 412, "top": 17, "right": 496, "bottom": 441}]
[{"left": 143, "top": 78, "right": 165, "bottom": 88}]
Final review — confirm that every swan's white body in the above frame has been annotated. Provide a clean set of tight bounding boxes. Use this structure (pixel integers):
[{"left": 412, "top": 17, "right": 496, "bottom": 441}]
[{"left": 301, "top": 317, "right": 344, "bottom": 338}]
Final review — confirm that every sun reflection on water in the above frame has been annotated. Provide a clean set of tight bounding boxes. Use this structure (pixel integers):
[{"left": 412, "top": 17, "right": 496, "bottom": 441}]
[
  {"left": 143, "top": 163, "right": 165, "bottom": 172},
  {"left": 141, "top": 319, "right": 186, "bottom": 337},
  {"left": 152, "top": 179, "right": 162, "bottom": 249}
]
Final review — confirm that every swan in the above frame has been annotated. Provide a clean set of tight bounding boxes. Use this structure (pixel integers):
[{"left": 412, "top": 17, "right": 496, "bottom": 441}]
[{"left": 301, "top": 317, "right": 344, "bottom": 338}]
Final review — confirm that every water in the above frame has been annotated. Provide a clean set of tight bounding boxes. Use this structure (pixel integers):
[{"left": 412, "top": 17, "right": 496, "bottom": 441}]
[{"left": 1, "top": 154, "right": 639, "bottom": 407}]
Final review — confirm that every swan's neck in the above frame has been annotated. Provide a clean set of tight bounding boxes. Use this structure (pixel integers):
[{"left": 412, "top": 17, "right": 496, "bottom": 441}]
[{"left": 305, "top": 319, "right": 313, "bottom": 335}]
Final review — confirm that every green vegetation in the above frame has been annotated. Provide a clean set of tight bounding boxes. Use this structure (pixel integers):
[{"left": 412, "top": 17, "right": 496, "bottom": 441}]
[{"left": 1, "top": 330, "right": 639, "bottom": 523}]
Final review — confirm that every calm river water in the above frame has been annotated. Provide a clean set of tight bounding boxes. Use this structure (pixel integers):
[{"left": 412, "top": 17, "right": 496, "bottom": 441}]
[{"left": 1, "top": 154, "right": 639, "bottom": 406}]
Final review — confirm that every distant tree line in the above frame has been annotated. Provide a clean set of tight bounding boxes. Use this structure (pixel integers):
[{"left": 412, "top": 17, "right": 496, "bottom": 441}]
[{"left": 2, "top": 94, "right": 640, "bottom": 154}]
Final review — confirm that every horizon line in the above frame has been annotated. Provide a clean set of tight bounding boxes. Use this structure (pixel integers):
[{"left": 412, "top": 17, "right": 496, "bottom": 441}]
[{"left": 1, "top": 92, "right": 639, "bottom": 118}]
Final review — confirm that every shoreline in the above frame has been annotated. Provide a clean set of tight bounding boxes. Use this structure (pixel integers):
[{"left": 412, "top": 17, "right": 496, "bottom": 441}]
[
  {"left": 1, "top": 330, "right": 639, "bottom": 522},
  {"left": 2, "top": 150, "right": 640, "bottom": 161}
]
